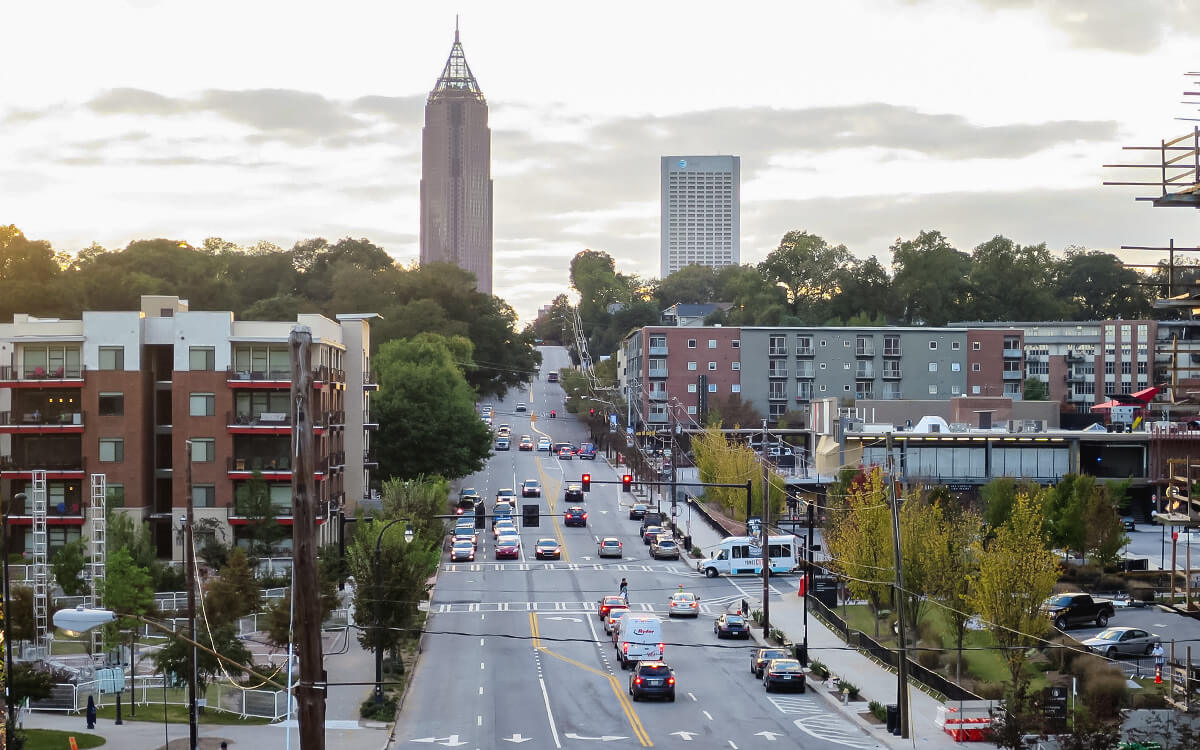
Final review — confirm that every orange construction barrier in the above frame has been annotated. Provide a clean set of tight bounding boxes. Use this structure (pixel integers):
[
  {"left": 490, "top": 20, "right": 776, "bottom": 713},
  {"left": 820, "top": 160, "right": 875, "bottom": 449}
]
[
  {"left": 1156, "top": 665, "right": 1162, "bottom": 684},
  {"left": 69, "top": 738, "right": 79, "bottom": 750}
]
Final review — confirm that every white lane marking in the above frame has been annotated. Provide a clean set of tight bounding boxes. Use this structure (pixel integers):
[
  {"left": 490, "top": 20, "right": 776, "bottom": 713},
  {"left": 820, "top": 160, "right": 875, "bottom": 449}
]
[
  {"left": 481, "top": 662, "right": 486, "bottom": 670},
  {"left": 539, "top": 677, "right": 563, "bottom": 749},
  {"left": 793, "top": 716, "right": 877, "bottom": 748},
  {"left": 703, "top": 710, "right": 713, "bottom": 720},
  {"left": 479, "top": 686, "right": 484, "bottom": 696},
  {"left": 688, "top": 692, "right": 697, "bottom": 702},
  {"left": 477, "top": 715, "right": 483, "bottom": 726},
  {"left": 480, "top": 638, "right": 485, "bottom": 646},
  {"left": 728, "top": 742, "right": 738, "bottom": 749}
]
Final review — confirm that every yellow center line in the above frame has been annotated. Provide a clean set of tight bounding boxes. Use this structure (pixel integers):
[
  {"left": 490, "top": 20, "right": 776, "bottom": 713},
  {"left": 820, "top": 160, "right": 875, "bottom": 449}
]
[{"left": 530, "top": 613, "right": 652, "bottom": 746}]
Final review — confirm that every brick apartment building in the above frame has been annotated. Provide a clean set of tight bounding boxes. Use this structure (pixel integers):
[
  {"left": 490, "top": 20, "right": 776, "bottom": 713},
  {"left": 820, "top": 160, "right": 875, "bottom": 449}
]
[
  {"left": 621, "top": 325, "right": 743, "bottom": 427},
  {"left": 0, "top": 295, "right": 377, "bottom": 562}
]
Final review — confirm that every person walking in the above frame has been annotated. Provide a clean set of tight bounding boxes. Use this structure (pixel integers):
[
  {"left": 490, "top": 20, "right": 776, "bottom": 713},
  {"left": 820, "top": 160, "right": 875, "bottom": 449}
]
[
  {"left": 619, "top": 577, "right": 628, "bottom": 603},
  {"left": 86, "top": 695, "right": 97, "bottom": 729}
]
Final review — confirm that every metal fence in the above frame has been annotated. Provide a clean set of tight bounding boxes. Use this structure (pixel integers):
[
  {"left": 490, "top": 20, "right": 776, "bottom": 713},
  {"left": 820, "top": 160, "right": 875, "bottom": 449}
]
[
  {"left": 809, "top": 595, "right": 982, "bottom": 702},
  {"left": 29, "top": 676, "right": 290, "bottom": 721}
]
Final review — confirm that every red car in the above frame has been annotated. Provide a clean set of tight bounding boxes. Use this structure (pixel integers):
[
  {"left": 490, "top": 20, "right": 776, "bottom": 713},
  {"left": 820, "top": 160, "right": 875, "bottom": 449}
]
[
  {"left": 495, "top": 535, "right": 520, "bottom": 559},
  {"left": 597, "top": 595, "right": 627, "bottom": 619}
]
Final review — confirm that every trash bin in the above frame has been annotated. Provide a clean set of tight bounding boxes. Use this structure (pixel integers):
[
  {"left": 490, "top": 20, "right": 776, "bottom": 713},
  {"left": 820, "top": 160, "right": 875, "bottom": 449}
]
[
  {"left": 886, "top": 704, "right": 899, "bottom": 735},
  {"left": 682, "top": 535, "right": 692, "bottom": 551}
]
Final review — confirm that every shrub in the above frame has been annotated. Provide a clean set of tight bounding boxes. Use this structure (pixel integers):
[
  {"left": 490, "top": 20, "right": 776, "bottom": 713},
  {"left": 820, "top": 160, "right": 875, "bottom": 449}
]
[
  {"left": 1096, "top": 574, "right": 1126, "bottom": 592},
  {"left": 1072, "top": 565, "right": 1102, "bottom": 586},
  {"left": 360, "top": 695, "right": 398, "bottom": 721},
  {"left": 915, "top": 620, "right": 943, "bottom": 649},
  {"left": 1129, "top": 582, "right": 1156, "bottom": 603},
  {"left": 972, "top": 680, "right": 1006, "bottom": 700},
  {"left": 809, "top": 660, "right": 829, "bottom": 679},
  {"left": 1046, "top": 636, "right": 1084, "bottom": 673},
  {"left": 915, "top": 645, "right": 941, "bottom": 671},
  {"left": 838, "top": 679, "right": 860, "bottom": 699},
  {"left": 750, "top": 609, "right": 763, "bottom": 625},
  {"left": 768, "top": 627, "right": 787, "bottom": 644},
  {"left": 1079, "top": 663, "right": 1129, "bottom": 720},
  {"left": 869, "top": 700, "right": 886, "bottom": 722},
  {"left": 690, "top": 546, "right": 703, "bottom": 558}
]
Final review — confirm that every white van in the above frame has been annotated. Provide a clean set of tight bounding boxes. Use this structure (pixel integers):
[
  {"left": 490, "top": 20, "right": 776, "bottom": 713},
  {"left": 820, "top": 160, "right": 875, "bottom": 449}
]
[
  {"left": 615, "top": 614, "right": 664, "bottom": 669},
  {"left": 697, "top": 535, "right": 799, "bottom": 578}
]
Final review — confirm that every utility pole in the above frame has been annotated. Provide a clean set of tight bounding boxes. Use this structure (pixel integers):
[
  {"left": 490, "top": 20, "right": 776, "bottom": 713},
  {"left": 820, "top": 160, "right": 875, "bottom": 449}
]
[
  {"left": 290, "top": 326, "right": 325, "bottom": 750},
  {"left": 886, "top": 432, "right": 910, "bottom": 738},
  {"left": 760, "top": 420, "right": 770, "bottom": 635},
  {"left": 184, "top": 442, "right": 198, "bottom": 750},
  {"left": 800, "top": 499, "right": 814, "bottom": 666},
  {"left": 669, "top": 416, "right": 678, "bottom": 539}
]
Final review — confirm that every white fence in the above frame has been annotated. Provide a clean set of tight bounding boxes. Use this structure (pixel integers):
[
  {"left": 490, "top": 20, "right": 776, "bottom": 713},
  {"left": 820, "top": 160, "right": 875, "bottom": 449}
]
[{"left": 29, "top": 676, "right": 290, "bottom": 721}]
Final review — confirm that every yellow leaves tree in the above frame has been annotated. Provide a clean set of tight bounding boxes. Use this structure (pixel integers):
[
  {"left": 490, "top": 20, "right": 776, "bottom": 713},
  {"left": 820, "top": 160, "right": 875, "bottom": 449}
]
[
  {"left": 823, "top": 467, "right": 894, "bottom": 637},
  {"left": 691, "top": 424, "right": 785, "bottom": 521},
  {"left": 967, "top": 491, "right": 1060, "bottom": 686},
  {"left": 897, "top": 490, "right": 953, "bottom": 639}
]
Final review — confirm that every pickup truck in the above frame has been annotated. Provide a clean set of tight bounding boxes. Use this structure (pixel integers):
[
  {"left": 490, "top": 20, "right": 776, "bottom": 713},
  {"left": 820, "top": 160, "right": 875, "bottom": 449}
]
[{"left": 1041, "top": 593, "right": 1115, "bottom": 631}]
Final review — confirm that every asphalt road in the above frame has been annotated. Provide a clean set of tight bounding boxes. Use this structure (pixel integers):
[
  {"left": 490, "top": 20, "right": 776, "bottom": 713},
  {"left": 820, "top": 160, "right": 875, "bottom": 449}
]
[{"left": 393, "top": 347, "right": 881, "bottom": 750}]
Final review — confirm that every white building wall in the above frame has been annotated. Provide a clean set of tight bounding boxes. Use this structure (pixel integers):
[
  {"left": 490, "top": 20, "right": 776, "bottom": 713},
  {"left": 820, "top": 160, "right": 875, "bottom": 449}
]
[
  {"left": 170, "top": 312, "right": 236, "bottom": 370},
  {"left": 81, "top": 312, "right": 143, "bottom": 370}
]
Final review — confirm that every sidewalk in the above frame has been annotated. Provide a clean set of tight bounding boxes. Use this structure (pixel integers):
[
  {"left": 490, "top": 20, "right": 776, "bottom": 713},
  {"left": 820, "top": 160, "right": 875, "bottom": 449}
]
[{"left": 686, "top": 501, "right": 995, "bottom": 749}]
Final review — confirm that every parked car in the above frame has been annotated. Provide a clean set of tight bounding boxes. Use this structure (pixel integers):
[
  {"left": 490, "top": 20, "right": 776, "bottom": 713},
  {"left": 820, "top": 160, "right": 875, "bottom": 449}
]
[
  {"left": 1082, "top": 627, "right": 1161, "bottom": 658},
  {"left": 1121, "top": 516, "right": 1137, "bottom": 532},
  {"left": 597, "top": 537, "right": 623, "bottom": 558},
  {"left": 751, "top": 647, "right": 791, "bottom": 678},
  {"left": 762, "top": 659, "right": 806, "bottom": 692},
  {"left": 714, "top": 613, "right": 750, "bottom": 639},
  {"left": 1042, "top": 593, "right": 1116, "bottom": 631}
]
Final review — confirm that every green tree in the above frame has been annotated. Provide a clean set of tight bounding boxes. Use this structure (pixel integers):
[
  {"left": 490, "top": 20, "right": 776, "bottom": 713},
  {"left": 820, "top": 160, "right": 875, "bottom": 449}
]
[
  {"left": 897, "top": 491, "right": 952, "bottom": 640},
  {"left": 570, "top": 249, "right": 623, "bottom": 321},
  {"left": 1055, "top": 249, "right": 1152, "bottom": 321},
  {"left": 890, "top": 230, "right": 971, "bottom": 325},
  {"left": 758, "top": 231, "right": 852, "bottom": 321},
  {"left": 532, "top": 294, "right": 573, "bottom": 345},
  {"left": 703, "top": 393, "right": 763, "bottom": 429},
  {"left": 154, "top": 622, "right": 253, "bottom": 693},
  {"left": 655, "top": 264, "right": 721, "bottom": 306},
  {"left": 100, "top": 547, "right": 156, "bottom": 664},
  {"left": 51, "top": 540, "right": 88, "bottom": 596},
  {"left": 238, "top": 471, "right": 287, "bottom": 558},
  {"left": 203, "top": 547, "right": 261, "bottom": 626},
  {"left": 372, "top": 334, "right": 493, "bottom": 480},
  {"left": 967, "top": 491, "right": 1060, "bottom": 686},
  {"left": 979, "top": 477, "right": 1040, "bottom": 533},
  {"left": 967, "top": 236, "right": 1062, "bottom": 321},
  {"left": 8, "top": 586, "right": 34, "bottom": 642},
  {"left": 713, "top": 264, "right": 787, "bottom": 325},
  {"left": 823, "top": 468, "right": 895, "bottom": 637},
  {"left": 933, "top": 504, "right": 982, "bottom": 685},
  {"left": 1022, "top": 378, "right": 1048, "bottom": 401},
  {"left": 829, "top": 256, "right": 896, "bottom": 324}
]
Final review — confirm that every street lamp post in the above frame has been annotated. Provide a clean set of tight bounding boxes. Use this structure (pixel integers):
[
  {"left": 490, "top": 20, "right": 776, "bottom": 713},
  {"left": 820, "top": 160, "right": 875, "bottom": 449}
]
[
  {"left": 373, "top": 519, "right": 413, "bottom": 705},
  {"left": 3, "top": 492, "right": 26, "bottom": 743}
]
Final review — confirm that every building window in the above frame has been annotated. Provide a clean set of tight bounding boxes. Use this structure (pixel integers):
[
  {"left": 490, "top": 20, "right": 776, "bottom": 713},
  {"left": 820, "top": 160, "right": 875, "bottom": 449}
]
[
  {"left": 951, "top": 362, "right": 960, "bottom": 372},
  {"left": 687, "top": 362, "right": 697, "bottom": 371},
  {"left": 819, "top": 362, "right": 827, "bottom": 370},
  {"left": 688, "top": 339, "right": 697, "bottom": 349},
  {"left": 98, "top": 346, "right": 124, "bottom": 371},
  {"left": 106, "top": 484, "right": 125, "bottom": 507},
  {"left": 731, "top": 340, "right": 740, "bottom": 349},
  {"left": 1104, "top": 361, "right": 1115, "bottom": 375},
  {"left": 189, "top": 347, "right": 216, "bottom": 371},
  {"left": 190, "top": 438, "right": 216, "bottom": 463},
  {"left": 98, "top": 392, "right": 124, "bottom": 417},
  {"left": 99, "top": 438, "right": 124, "bottom": 463},
  {"left": 731, "top": 361, "right": 740, "bottom": 371},
  {"left": 1137, "top": 361, "right": 1147, "bottom": 374},
  {"left": 708, "top": 384, "right": 717, "bottom": 393},
  {"left": 731, "top": 384, "right": 741, "bottom": 393},
  {"left": 928, "top": 384, "right": 938, "bottom": 395},
  {"left": 708, "top": 362, "right": 717, "bottom": 371},
  {"left": 193, "top": 485, "right": 216, "bottom": 508},
  {"left": 189, "top": 393, "right": 216, "bottom": 417},
  {"left": 951, "top": 385, "right": 961, "bottom": 395},
  {"left": 843, "top": 340, "right": 851, "bottom": 348},
  {"left": 843, "top": 384, "right": 851, "bottom": 392},
  {"left": 708, "top": 340, "right": 717, "bottom": 349},
  {"left": 952, "top": 341, "right": 961, "bottom": 350},
  {"left": 769, "top": 336, "right": 787, "bottom": 355},
  {"left": 1120, "top": 361, "right": 1131, "bottom": 375},
  {"left": 819, "top": 340, "right": 827, "bottom": 348},
  {"left": 687, "top": 406, "right": 698, "bottom": 415},
  {"left": 769, "top": 382, "right": 787, "bottom": 400},
  {"left": 687, "top": 384, "right": 697, "bottom": 393},
  {"left": 929, "top": 362, "right": 938, "bottom": 372},
  {"left": 883, "top": 335, "right": 901, "bottom": 357},
  {"left": 855, "top": 381, "right": 873, "bottom": 399},
  {"left": 929, "top": 341, "right": 937, "bottom": 350},
  {"left": 843, "top": 362, "right": 851, "bottom": 370},
  {"left": 972, "top": 385, "right": 981, "bottom": 395},
  {"left": 971, "top": 363, "right": 981, "bottom": 372},
  {"left": 820, "top": 385, "right": 827, "bottom": 392},
  {"left": 972, "top": 341, "right": 981, "bottom": 351}
]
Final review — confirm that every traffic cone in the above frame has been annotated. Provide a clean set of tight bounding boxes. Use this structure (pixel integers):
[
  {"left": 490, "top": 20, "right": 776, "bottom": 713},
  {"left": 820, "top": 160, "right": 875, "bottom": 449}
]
[{"left": 1155, "top": 665, "right": 1162, "bottom": 684}]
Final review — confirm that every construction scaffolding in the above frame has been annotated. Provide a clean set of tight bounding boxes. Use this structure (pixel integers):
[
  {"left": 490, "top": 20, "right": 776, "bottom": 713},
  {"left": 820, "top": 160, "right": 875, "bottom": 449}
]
[
  {"left": 89, "top": 473, "right": 107, "bottom": 654},
  {"left": 30, "top": 470, "right": 48, "bottom": 657}
]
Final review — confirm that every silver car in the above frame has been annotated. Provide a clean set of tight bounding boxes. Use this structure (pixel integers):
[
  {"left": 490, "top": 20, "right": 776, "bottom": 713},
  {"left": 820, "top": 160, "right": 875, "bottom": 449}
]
[
  {"left": 597, "top": 537, "right": 623, "bottom": 558},
  {"left": 1082, "top": 627, "right": 1161, "bottom": 658}
]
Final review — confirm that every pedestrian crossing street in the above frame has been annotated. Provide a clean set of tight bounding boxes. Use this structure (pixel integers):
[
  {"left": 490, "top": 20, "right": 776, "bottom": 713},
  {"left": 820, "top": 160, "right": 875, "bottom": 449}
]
[{"left": 430, "top": 592, "right": 746, "bottom": 616}]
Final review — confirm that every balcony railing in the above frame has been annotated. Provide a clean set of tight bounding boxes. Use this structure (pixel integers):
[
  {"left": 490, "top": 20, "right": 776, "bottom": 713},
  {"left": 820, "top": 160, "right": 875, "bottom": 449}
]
[
  {"left": 5, "top": 497, "right": 85, "bottom": 517},
  {"left": 768, "top": 390, "right": 787, "bottom": 401},
  {"left": 0, "top": 365, "right": 85, "bottom": 382},
  {"left": 0, "top": 410, "right": 84, "bottom": 427},
  {"left": 768, "top": 345, "right": 788, "bottom": 356},
  {"left": 648, "top": 367, "right": 668, "bottom": 378},
  {"left": 1002, "top": 370, "right": 1022, "bottom": 380},
  {"left": 883, "top": 345, "right": 902, "bottom": 357},
  {"left": 768, "top": 368, "right": 788, "bottom": 378},
  {"left": 648, "top": 345, "right": 669, "bottom": 356},
  {"left": 855, "top": 366, "right": 874, "bottom": 379},
  {"left": 856, "top": 343, "right": 875, "bottom": 357},
  {"left": 227, "top": 367, "right": 290, "bottom": 382},
  {"left": 794, "top": 368, "right": 814, "bottom": 378},
  {"left": 328, "top": 450, "right": 346, "bottom": 467},
  {"left": 1, "top": 455, "right": 86, "bottom": 471},
  {"left": 325, "top": 410, "right": 345, "bottom": 426},
  {"left": 227, "top": 455, "right": 329, "bottom": 473},
  {"left": 795, "top": 346, "right": 814, "bottom": 356},
  {"left": 649, "top": 391, "right": 668, "bottom": 402},
  {"left": 228, "top": 410, "right": 291, "bottom": 427},
  {"left": 228, "top": 501, "right": 294, "bottom": 519},
  {"left": 312, "top": 365, "right": 346, "bottom": 384},
  {"left": 1003, "top": 348, "right": 1023, "bottom": 358},
  {"left": 882, "top": 367, "right": 902, "bottom": 379}
]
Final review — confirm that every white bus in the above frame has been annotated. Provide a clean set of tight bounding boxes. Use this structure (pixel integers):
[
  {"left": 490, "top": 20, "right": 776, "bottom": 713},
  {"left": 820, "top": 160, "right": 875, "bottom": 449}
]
[{"left": 696, "top": 535, "right": 800, "bottom": 578}]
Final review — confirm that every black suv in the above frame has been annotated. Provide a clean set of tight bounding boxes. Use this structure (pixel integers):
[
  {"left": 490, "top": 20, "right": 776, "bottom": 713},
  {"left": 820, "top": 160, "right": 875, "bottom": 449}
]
[
  {"left": 629, "top": 661, "right": 675, "bottom": 702},
  {"left": 564, "top": 506, "right": 588, "bottom": 527},
  {"left": 564, "top": 485, "right": 585, "bottom": 504}
]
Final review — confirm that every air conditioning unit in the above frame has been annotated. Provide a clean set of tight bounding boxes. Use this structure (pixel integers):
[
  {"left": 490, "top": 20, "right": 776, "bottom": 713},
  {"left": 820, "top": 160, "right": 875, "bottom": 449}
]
[
  {"left": 949, "top": 423, "right": 969, "bottom": 433},
  {"left": 844, "top": 418, "right": 864, "bottom": 433},
  {"left": 1023, "top": 420, "right": 1045, "bottom": 433}
]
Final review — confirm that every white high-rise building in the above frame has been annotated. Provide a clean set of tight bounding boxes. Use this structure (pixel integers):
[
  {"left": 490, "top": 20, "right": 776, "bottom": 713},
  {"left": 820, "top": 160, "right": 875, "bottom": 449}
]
[{"left": 660, "top": 155, "right": 740, "bottom": 277}]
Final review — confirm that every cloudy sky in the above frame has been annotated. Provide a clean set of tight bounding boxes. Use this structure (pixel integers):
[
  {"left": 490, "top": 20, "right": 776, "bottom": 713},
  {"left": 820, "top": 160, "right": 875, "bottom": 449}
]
[{"left": 3, "top": 1, "right": 1199, "bottom": 322}]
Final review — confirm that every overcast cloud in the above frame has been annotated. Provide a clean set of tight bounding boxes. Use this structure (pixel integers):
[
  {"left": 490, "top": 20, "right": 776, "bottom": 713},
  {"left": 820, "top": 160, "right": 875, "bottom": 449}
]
[{"left": 1, "top": 0, "right": 1198, "bottom": 323}]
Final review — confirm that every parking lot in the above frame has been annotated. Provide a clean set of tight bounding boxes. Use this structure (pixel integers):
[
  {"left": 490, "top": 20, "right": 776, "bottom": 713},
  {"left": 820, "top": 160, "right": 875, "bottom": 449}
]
[{"left": 1055, "top": 603, "right": 1200, "bottom": 677}]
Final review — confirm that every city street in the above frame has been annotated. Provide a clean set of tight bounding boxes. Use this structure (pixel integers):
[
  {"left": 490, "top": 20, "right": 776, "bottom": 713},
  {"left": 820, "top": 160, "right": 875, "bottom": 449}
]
[{"left": 394, "top": 347, "right": 878, "bottom": 748}]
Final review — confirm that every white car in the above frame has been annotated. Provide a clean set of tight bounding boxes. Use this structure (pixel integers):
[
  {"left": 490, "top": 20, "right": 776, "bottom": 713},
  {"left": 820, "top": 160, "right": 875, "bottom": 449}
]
[
  {"left": 667, "top": 592, "right": 700, "bottom": 617},
  {"left": 493, "top": 519, "right": 516, "bottom": 539},
  {"left": 597, "top": 537, "right": 623, "bottom": 558},
  {"left": 604, "top": 607, "right": 631, "bottom": 635},
  {"left": 537, "top": 437, "right": 552, "bottom": 451}
]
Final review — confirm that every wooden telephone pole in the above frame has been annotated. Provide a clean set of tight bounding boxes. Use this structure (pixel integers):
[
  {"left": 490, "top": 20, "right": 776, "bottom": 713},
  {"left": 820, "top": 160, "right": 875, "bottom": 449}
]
[{"left": 290, "top": 326, "right": 325, "bottom": 750}]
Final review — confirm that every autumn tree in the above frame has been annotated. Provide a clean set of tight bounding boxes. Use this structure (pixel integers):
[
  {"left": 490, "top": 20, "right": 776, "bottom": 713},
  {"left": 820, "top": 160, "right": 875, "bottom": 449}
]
[
  {"left": 967, "top": 491, "right": 1060, "bottom": 686},
  {"left": 932, "top": 502, "right": 982, "bottom": 684},
  {"left": 823, "top": 468, "right": 895, "bottom": 637},
  {"left": 897, "top": 491, "right": 952, "bottom": 639},
  {"left": 691, "top": 425, "right": 785, "bottom": 521}
]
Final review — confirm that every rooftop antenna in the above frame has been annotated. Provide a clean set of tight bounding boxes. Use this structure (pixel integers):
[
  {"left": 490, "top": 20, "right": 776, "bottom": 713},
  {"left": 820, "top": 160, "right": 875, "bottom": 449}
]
[{"left": 455, "top": 14, "right": 460, "bottom": 42}]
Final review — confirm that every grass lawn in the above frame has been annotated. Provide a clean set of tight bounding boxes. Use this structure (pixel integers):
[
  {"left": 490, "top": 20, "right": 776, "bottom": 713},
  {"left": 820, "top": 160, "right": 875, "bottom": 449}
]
[
  {"left": 94, "top": 703, "right": 271, "bottom": 725},
  {"left": 23, "top": 729, "right": 105, "bottom": 749}
]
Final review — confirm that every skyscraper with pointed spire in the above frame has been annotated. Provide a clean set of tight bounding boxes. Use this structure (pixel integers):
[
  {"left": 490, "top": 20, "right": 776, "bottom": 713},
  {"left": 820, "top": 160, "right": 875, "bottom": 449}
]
[{"left": 420, "top": 23, "right": 493, "bottom": 294}]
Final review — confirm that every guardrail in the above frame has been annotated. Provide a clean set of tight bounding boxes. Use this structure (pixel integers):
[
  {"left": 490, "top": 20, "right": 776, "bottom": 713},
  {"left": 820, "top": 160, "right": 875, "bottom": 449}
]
[{"left": 29, "top": 676, "right": 289, "bottom": 720}]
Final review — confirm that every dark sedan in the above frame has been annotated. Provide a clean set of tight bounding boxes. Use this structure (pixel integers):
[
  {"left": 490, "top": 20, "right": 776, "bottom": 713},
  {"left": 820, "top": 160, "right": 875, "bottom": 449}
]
[
  {"left": 751, "top": 648, "right": 791, "bottom": 678},
  {"left": 628, "top": 661, "right": 675, "bottom": 702},
  {"left": 628, "top": 503, "right": 648, "bottom": 520},
  {"left": 534, "top": 538, "right": 562, "bottom": 560},
  {"left": 762, "top": 659, "right": 806, "bottom": 692},
  {"left": 714, "top": 613, "right": 750, "bottom": 639},
  {"left": 642, "top": 525, "right": 664, "bottom": 545},
  {"left": 564, "top": 506, "right": 588, "bottom": 527}
]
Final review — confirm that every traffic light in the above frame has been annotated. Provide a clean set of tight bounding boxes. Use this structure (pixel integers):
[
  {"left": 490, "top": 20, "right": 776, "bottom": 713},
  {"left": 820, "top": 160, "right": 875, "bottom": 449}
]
[
  {"left": 589, "top": 408, "right": 595, "bottom": 417},
  {"left": 581, "top": 474, "right": 591, "bottom": 492},
  {"left": 622, "top": 474, "right": 632, "bottom": 493},
  {"left": 523, "top": 504, "right": 540, "bottom": 528}
]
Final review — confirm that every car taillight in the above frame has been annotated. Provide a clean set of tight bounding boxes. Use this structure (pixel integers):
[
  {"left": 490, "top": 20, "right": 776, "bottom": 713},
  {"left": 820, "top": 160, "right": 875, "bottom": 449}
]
[
  {"left": 622, "top": 643, "right": 629, "bottom": 654},
  {"left": 690, "top": 602, "right": 698, "bottom": 608},
  {"left": 582, "top": 514, "right": 588, "bottom": 519},
  {"left": 634, "top": 677, "right": 642, "bottom": 685},
  {"left": 658, "top": 643, "right": 665, "bottom": 654},
  {"left": 667, "top": 677, "right": 675, "bottom": 685}
]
